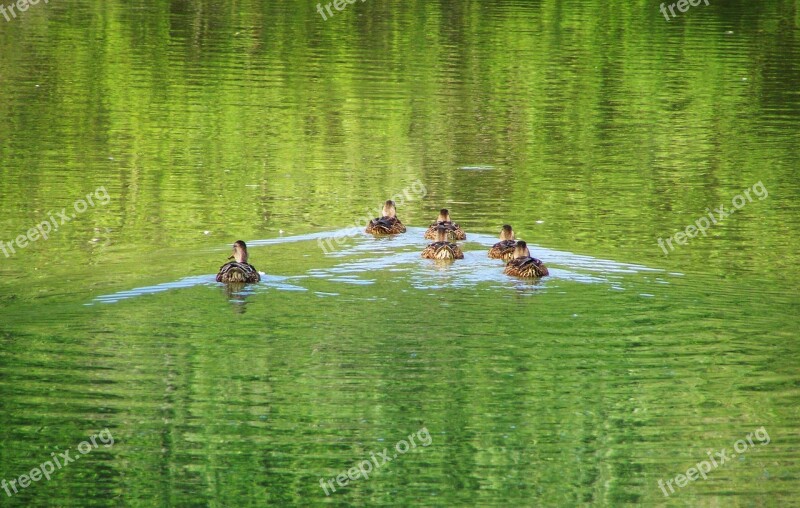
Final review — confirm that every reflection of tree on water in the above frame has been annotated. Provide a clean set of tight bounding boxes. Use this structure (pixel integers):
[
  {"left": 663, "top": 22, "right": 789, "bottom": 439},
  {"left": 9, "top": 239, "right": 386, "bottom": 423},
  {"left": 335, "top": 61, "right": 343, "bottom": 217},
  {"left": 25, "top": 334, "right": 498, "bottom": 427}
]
[{"left": 222, "top": 282, "right": 257, "bottom": 314}]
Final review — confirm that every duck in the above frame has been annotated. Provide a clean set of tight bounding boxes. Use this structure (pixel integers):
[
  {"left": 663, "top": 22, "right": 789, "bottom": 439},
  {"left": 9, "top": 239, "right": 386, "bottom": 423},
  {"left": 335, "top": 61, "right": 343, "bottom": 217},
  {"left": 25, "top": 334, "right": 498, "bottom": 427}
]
[
  {"left": 488, "top": 225, "right": 517, "bottom": 261},
  {"left": 216, "top": 240, "right": 261, "bottom": 283},
  {"left": 365, "top": 200, "right": 407, "bottom": 235},
  {"left": 423, "top": 208, "right": 466, "bottom": 240},
  {"left": 421, "top": 225, "right": 464, "bottom": 260},
  {"left": 503, "top": 241, "right": 549, "bottom": 278}
]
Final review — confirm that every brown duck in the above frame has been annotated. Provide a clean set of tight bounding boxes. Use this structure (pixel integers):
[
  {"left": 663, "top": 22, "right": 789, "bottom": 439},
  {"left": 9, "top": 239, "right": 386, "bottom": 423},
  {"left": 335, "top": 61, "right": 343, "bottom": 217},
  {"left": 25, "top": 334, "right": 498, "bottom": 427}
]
[
  {"left": 216, "top": 240, "right": 261, "bottom": 283},
  {"left": 421, "top": 225, "right": 464, "bottom": 260},
  {"left": 423, "top": 209, "right": 466, "bottom": 240},
  {"left": 365, "top": 200, "right": 407, "bottom": 235},
  {"left": 488, "top": 225, "right": 517, "bottom": 261},
  {"left": 503, "top": 241, "right": 548, "bottom": 278}
]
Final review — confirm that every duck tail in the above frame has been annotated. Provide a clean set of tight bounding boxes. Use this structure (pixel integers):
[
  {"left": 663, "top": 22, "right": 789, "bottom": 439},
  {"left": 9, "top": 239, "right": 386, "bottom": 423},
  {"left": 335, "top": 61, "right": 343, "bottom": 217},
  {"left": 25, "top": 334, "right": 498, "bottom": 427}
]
[{"left": 217, "top": 262, "right": 261, "bottom": 283}]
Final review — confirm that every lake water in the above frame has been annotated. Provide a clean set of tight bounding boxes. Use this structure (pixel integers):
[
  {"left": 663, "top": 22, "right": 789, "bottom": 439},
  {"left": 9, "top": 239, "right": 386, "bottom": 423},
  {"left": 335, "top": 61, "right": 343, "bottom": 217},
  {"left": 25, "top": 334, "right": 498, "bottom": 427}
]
[{"left": 1, "top": 0, "right": 799, "bottom": 505}]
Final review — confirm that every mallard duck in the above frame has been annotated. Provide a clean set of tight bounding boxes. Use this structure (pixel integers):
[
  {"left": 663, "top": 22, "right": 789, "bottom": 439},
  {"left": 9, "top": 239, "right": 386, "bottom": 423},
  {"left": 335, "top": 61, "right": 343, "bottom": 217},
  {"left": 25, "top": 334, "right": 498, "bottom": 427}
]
[
  {"left": 488, "top": 225, "right": 517, "bottom": 261},
  {"left": 216, "top": 240, "right": 261, "bottom": 283},
  {"left": 365, "top": 200, "right": 407, "bottom": 235},
  {"left": 423, "top": 209, "right": 466, "bottom": 240},
  {"left": 421, "top": 226, "right": 464, "bottom": 260},
  {"left": 503, "top": 241, "right": 549, "bottom": 278}
]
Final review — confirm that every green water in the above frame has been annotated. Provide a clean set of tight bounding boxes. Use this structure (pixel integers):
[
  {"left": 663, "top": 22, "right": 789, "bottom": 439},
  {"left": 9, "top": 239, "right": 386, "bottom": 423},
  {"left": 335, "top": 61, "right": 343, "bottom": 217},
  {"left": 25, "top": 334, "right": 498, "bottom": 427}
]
[{"left": 1, "top": 0, "right": 799, "bottom": 506}]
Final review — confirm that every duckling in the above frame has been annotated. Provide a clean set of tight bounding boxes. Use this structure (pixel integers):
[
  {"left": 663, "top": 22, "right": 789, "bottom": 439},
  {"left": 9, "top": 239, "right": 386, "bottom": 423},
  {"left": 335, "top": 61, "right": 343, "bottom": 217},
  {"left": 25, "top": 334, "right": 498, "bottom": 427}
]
[
  {"left": 365, "top": 200, "right": 407, "bottom": 235},
  {"left": 423, "top": 208, "right": 466, "bottom": 240},
  {"left": 422, "top": 226, "right": 464, "bottom": 260},
  {"left": 216, "top": 240, "right": 261, "bottom": 283},
  {"left": 503, "top": 241, "right": 549, "bottom": 278},
  {"left": 488, "top": 225, "right": 517, "bottom": 261}
]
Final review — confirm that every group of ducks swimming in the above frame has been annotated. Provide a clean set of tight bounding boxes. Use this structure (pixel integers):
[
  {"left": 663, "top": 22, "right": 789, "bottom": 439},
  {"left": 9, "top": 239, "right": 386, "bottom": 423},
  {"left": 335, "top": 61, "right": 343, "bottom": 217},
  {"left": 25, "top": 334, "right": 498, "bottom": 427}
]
[{"left": 216, "top": 199, "right": 549, "bottom": 283}]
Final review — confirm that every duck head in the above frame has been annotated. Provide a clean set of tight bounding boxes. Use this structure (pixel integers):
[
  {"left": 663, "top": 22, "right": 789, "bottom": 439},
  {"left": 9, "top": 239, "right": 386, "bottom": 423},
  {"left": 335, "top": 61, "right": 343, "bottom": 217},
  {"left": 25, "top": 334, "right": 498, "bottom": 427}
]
[
  {"left": 382, "top": 200, "right": 397, "bottom": 218},
  {"left": 513, "top": 240, "right": 531, "bottom": 259},
  {"left": 500, "top": 224, "right": 514, "bottom": 241},
  {"left": 437, "top": 208, "right": 451, "bottom": 222},
  {"left": 228, "top": 240, "right": 250, "bottom": 263}
]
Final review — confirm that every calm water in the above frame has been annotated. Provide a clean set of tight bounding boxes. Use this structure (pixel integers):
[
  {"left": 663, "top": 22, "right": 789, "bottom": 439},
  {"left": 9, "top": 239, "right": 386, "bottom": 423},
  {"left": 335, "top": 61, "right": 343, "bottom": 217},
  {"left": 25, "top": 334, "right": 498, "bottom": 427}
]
[{"left": 1, "top": 0, "right": 799, "bottom": 506}]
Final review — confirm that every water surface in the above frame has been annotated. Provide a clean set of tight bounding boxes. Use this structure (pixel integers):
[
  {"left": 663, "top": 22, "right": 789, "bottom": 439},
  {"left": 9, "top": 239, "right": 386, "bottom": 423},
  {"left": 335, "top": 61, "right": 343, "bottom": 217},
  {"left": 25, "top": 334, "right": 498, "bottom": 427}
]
[{"left": 1, "top": 0, "right": 799, "bottom": 505}]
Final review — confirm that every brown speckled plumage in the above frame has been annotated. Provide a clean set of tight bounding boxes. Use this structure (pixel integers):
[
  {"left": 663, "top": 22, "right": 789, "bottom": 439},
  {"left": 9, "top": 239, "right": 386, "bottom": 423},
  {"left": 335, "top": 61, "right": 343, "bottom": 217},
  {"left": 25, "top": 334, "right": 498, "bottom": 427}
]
[
  {"left": 421, "top": 241, "right": 465, "bottom": 260},
  {"left": 488, "top": 225, "right": 516, "bottom": 260},
  {"left": 424, "top": 209, "right": 466, "bottom": 240},
  {"left": 503, "top": 241, "right": 548, "bottom": 278},
  {"left": 422, "top": 225, "right": 464, "bottom": 260},
  {"left": 216, "top": 240, "right": 261, "bottom": 283},
  {"left": 216, "top": 262, "right": 261, "bottom": 283},
  {"left": 489, "top": 240, "right": 517, "bottom": 261},
  {"left": 366, "top": 200, "right": 407, "bottom": 235},
  {"left": 366, "top": 216, "right": 407, "bottom": 235}
]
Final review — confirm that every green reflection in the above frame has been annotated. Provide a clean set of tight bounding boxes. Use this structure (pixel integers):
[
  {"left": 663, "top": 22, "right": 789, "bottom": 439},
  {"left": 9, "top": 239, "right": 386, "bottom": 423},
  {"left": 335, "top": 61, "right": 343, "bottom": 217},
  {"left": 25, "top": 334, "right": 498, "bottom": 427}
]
[{"left": 1, "top": 0, "right": 799, "bottom": 506}]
